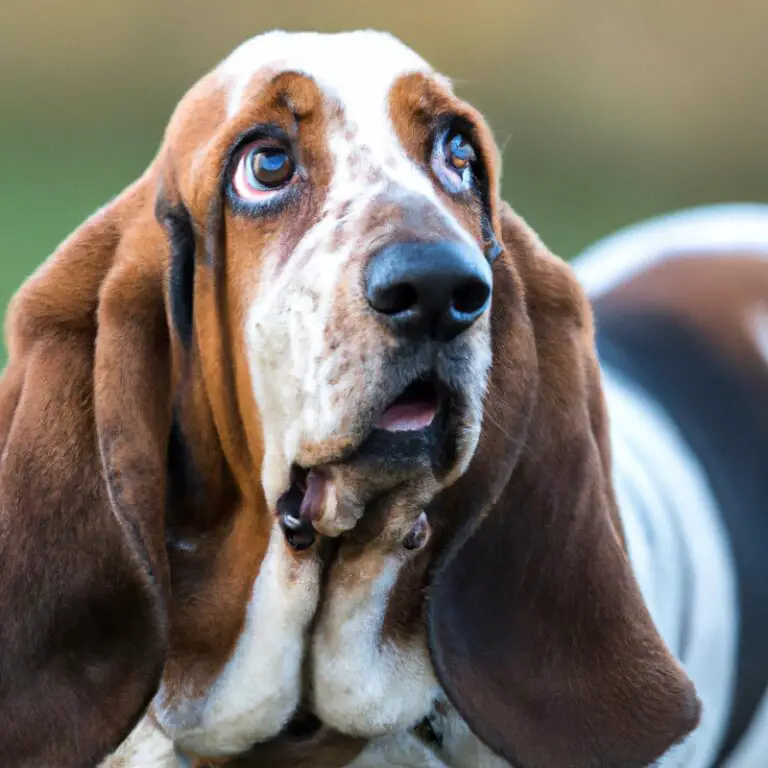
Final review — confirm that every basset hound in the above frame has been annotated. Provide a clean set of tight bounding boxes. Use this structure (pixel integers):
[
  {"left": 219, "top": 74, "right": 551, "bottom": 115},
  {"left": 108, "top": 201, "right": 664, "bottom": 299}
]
[{"left": 1, "top": 28, "right": 767, "bottom": 768}]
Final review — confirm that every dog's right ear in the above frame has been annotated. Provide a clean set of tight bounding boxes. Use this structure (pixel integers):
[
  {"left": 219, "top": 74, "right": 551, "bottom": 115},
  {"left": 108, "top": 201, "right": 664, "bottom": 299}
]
[{"left": 0, "top": 176, "right": 174, "bottom": 766}]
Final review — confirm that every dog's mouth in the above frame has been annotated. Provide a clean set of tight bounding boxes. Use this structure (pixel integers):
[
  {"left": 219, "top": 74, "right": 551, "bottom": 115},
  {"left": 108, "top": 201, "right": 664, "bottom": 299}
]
[
  {"left": 374, "top": 378, "right": 442, "bottom": 433},
  {"left": 277, "top": 373, "right": 466, "bottom": 550},
  {"left": 360, "top": 376, "right": 455, "bottom": 468}
]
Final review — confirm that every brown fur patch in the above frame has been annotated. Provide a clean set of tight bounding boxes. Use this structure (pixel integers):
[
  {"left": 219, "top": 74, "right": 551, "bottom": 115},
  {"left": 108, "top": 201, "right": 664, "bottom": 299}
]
[
  {"left": 597, "top": 251, "right": 768, "bottom": 380},
  {"left": 0, "top": 178, "right": 170, "bottom": 765}
]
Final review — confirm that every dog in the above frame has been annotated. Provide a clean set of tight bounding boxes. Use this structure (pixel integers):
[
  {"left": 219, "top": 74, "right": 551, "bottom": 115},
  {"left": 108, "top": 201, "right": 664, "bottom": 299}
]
[{"left": 1, "top": 29, "right": 766, "bottom": 768}]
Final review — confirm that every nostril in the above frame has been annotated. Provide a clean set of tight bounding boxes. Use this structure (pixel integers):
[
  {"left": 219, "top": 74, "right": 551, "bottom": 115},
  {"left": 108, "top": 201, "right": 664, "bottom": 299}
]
[
  {"left": 453, "top": 278, "right": 491, "bottom": 316},
  {"left": 370, "top": 282, "right": 419, "bottom": 316}
]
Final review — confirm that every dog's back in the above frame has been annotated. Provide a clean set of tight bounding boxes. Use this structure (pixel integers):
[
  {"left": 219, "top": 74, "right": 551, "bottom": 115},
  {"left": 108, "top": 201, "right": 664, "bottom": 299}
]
[{"left": 573, "top": 203, "right": 768, "bottom": 767}]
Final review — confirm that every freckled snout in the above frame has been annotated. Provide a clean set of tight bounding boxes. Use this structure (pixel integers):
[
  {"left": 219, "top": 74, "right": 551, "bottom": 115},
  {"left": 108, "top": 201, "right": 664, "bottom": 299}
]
[{"left": 365, "top": 241, "right": 492, "bottom": 341}]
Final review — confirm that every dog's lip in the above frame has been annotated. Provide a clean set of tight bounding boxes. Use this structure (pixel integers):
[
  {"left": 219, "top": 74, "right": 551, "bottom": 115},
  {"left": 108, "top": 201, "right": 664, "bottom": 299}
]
[
  {"left": 277, "top": 375, "right": 464, "bottom": 548},
  {"left": 291, "top": 371, "right": 461, "bottom": 473},
  {"left": 277, "top": 465, "right": 330, "bottom": 550}
]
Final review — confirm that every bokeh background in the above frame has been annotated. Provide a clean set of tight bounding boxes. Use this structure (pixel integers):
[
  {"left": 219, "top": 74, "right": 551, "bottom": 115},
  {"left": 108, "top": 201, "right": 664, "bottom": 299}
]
[{"left": 1, "top": 0, "right": 767, "bottom": 362}]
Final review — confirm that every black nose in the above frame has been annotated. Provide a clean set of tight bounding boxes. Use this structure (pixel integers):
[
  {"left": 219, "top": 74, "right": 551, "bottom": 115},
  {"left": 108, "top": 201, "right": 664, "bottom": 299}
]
[{"left": 365, "top": 241, "right": 492, "bottom": 341}]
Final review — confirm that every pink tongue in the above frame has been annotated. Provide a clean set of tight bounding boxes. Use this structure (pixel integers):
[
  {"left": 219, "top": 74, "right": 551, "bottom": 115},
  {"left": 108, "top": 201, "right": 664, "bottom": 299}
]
[
  {"left": 299, "top": 470, "right": 328, "bottom": 523},
  {"left": 376, "top": 400, "right": 438, "bottom": 432}
]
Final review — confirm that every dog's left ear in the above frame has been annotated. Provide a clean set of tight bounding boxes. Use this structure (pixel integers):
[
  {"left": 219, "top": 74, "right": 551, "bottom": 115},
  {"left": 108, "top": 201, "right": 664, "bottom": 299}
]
[{"left": 427, "top": 203, "right": 700, "bottom": 768}]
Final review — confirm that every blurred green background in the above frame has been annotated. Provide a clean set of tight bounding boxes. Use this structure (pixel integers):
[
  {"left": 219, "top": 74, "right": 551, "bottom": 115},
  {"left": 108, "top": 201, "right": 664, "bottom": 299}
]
[{"left": 1, "top": 0, "right": 767, "bottom": 362}]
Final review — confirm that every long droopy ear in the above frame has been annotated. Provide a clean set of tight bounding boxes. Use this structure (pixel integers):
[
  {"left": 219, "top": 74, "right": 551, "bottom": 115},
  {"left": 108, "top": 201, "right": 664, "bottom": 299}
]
[
  {"left": 0, "top": 178, "right": 172, "bottom": 766},
  {"left": 427, "top": 203, "right": 700, "bottom": 768}
]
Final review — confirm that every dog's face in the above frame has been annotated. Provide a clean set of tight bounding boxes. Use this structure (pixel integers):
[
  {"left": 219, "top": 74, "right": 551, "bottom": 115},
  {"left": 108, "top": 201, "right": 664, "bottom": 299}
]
[{"left": 164, "top": 31, "right": 502, "bottom": 541}]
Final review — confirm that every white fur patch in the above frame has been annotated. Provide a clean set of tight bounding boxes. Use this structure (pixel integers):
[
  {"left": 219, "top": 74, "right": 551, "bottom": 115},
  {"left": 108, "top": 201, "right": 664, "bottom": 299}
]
[
  {"left": 153, "top": 525, "right": 321, "bottom": 757},
  {"left": 220, "top": 30, "right": 436, "bottom": 119},
  {"left": 574, "top": 202, "right": 768, "bottom": 299},
  {"left": 311, "top": 553, "right": 439, "bottom": 736}
]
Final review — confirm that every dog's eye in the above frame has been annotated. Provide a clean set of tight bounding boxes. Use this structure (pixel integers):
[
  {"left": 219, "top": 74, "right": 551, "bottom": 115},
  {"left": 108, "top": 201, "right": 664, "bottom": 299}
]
[
  {"left": 433, "top": 130, "right": 477, "bottom": 193},
  {"left": 248, "top": 149, "right": 295, "bottom": 189},
  {"left": 233, "top": 145, "right": 296, "bottom": 201},
  {"left": 445, "top": 133, "right": 476, "bottom": 171}
]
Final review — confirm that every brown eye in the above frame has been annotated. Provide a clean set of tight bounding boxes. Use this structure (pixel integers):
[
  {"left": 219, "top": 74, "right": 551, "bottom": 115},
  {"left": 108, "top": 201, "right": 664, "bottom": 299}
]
[
  {"left": 233, "top": 144, "right": 296, "bottom": 202},
  {"left": 246, "top": 149, "right": 295, "bottom": 189},
  {"left": 445, "top": 132, "right": 476, "bottom": 172}
]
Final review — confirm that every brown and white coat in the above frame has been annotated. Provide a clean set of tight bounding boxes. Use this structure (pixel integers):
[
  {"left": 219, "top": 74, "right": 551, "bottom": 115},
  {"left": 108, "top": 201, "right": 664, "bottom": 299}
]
[{"left": 2, "top": 29, "right": 765, "bottom": 768}]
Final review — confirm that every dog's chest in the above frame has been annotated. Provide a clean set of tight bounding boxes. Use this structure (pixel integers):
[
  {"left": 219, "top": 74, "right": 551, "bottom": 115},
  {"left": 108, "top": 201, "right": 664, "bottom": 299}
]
[{"left": 152, "top": 526, "right": 322, "bottom": 757}]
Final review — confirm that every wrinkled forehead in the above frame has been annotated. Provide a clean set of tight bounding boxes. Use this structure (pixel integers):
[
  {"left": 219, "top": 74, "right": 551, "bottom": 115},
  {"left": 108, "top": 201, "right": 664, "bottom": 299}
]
[
  {"left": 165, "top": 31, "right": 466, "bottom": 217},
  {"left": 218, "top": 29, "right": 444, "bottom": 122}
]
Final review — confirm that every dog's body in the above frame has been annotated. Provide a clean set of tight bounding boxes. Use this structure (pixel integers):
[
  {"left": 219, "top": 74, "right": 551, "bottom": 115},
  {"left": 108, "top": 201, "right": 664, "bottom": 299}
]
[
  {"left": 580, "top": 203, "right": 768, "bottom": 768},
  {"left": 0, "top": 30, "right": 765, "bottom": 768}
]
